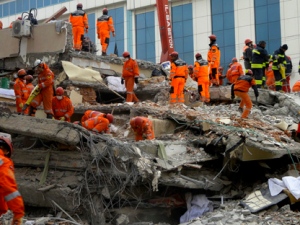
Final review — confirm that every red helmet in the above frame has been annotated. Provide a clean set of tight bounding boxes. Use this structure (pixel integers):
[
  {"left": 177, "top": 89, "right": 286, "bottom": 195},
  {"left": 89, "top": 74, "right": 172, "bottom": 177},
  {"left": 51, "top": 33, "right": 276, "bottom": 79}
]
[
  {"left": 170, "top": 51, "right": 178, "bottom": 57},
  {"left": 77, "top": 3, "right": 83, "bottom": 8},
  {"left": 195, "top": 53, "right": 202, "bottom": 59},
  {"left": 17, "top": 69, "right": 27, "bottom": 77},
  {"left": 0, "top": 136, "right": 13, "bottom": 158},
  {"left": 106, "top": 114, "right": 114, "bottom": 123},
  {"left": 122, "top": 51, "right": 130, "bottom": 57},
  {"left": 232, "top": 57, "right": 238, "bottom": 62},
  {"left": 103, "top": 8, "right": 108, "bottom": 14},
  {"left": 131, "top": 117, "right": 143, "bottom": 128},
  {"left": 188, "top": 65, "right": 193, "bottom": 69},
  {"left": 244, "top": 39, "right": 252, "bottom": 45},
  {"left": 208, "top": 34, "right": 216, "bottom": 40},
  {"left": 25, "top": 75, "right": 33, "bottom": 82},
  {"left": 246, "top": 69, "right": 253, "bottom": 75},
  {"left": 56, "top": 87, "right": 64, "bottom": 96}
]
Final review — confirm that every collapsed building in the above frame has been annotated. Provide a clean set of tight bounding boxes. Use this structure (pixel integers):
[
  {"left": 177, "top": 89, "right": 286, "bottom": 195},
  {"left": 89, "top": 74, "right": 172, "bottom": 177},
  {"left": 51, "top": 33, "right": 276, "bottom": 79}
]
[{"left": 1, "top": 20, "right": 300, "bottom": 225}]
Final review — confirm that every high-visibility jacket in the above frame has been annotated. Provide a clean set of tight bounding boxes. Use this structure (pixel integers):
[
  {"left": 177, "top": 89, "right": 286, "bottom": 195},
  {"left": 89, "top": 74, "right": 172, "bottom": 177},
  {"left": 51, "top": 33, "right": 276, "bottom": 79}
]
[
  {"left": 13, "top": 78, "right": 27, "bottom": 113},
  {"left": 97, "top": 15, "right": 114, "bottom": 36},
  {"left": 292, "top": 81, "right": 300, "bottom": 92},
  {"left": 81, "top": 110, "right": 104, "bottom": 124},
  {"left": 272, "top": 48, "right": 286, "bottom": 71},
  {"left": 265, "top": 62, "right": 275, "bottom": 90},
  {"left": 82, "top": 115, "right": 110, "bottom": 133},
  {"left": 69, "top": 9, "right": 88, "bottom": 28},
  {"left": 170, "top": 59, "right": 188, "bottom": 80},
  {"left": 251, "top": 45, "right": 269, "bottom": 69},
  {"left": 130, "top": 117, "right": 155, "bottom": 141},
  {"left": 233, "top": 75, "right": 258, "bottom": 94},
  {"left": 0, "top": 150, "right": 24, "bottom": 220},
  {"left": 122, "top": 58, "right": 139, "bottom": 78},
  {"left": 207, "top": 41, "right": 221, "bottom": 69},
  {"left": 52, "top": 96, "right": 74, "bottom": 122},
  {"left": 194, "top": 59, "right": 209, "bottom": 83},
  {"left": 285, "top": 56, "right": 292, "bottom": 74},
  {"left": 230, "top": 61, "right": 243, "bottom": 83}
]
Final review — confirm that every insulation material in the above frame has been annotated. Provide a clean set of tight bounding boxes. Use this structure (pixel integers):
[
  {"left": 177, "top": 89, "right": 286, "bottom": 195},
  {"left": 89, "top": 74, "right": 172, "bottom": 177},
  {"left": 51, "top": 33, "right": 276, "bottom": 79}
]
[{"left": 61, "top": 61, "right": 103, "bottom": 83}]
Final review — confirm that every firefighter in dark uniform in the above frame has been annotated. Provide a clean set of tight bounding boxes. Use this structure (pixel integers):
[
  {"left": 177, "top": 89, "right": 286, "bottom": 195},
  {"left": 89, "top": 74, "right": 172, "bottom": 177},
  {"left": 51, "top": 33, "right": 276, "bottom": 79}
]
[{"left": 272, "top": 44, "right": 288, "bottom": 91}]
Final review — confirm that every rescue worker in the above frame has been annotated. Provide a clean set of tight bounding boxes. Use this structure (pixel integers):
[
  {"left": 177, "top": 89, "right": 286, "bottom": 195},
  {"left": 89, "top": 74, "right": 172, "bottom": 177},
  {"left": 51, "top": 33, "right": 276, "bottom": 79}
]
[
  {"left": 272, "top": 44, "right": 288, "bottom": 91},
  {"left": 230, "top": 57, "right": 243, "bottom": 83},
  {"left": 231, "top": 69, "right": 259, "bottom": 119},
  {"left": 121, "top": 51, "right": 139, "bottom": 103},
  {"left": 242, "top": 39, "right": 254, "bottom": 69},
  {"left": 69, "top": 3, "right": 89, "bottom": 51},
  {"left": 207, "top": 34, "right": 221, "bottom": 82},
  {"left": 0, "top": 136, "right": 25, "bottom": 225},
  {"left": 13, "top": 69, "right": 27, "bottom": 114},
  {"left": 194, "top": 53, "right": 210, "bottom": 102},
  {"left": 217, "top": 66, "right": 225, "bottom": 86},
  {"left": 81, "top": 110, "right": 105, "bottom": 124},
  {"left": 265, "top": 58, "right": 275, "bottom": 91},
  {"left": 226, "top": 63, "right": 233, "bottom": 85},
  {"left": 25, "top": 75, "right": 34, "bottom": 95},
  {"left": 52, "top": 87, "right": 74, "bottom": 122},
  {"left": 130, "top": 116, "right": 155, "bottom": 141},
  {"left": 82, "top": 113, "right": 113, "bottom": 134},
  {"left": 28, "top": 59, "right": 54, "bottom": 119},
  {"left": 188, "top": 65, "right": 195, "bottom": 81},
  {"left": 292, "top": 80, "right": 300, "bottom": 92},
  {"left": 97, "top": 8, "right": 115, "bottom": 56},
  {"left": 0, "top": 20, "right": 3, "bottom": 29},
  {"left": 282, "top": 55, "right": 292, "bottom": 93},
  {"left": 251, "top": 41, "right": 269, "bottom": 88},
  {"left": 169, "top": 51, "right": 188, "bottom": 104}
]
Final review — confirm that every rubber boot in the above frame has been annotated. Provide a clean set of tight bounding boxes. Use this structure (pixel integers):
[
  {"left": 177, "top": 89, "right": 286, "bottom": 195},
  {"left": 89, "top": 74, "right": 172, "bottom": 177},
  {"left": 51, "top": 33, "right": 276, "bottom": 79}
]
[
  {"left": 28, "top": 106, "right": 37, "bottom": 117},
  {"left": 102, "top": 52, "right": 107, "bottom": 56},
  {"left": 46, "top": 114, "right": 53, "bottom": 119}
]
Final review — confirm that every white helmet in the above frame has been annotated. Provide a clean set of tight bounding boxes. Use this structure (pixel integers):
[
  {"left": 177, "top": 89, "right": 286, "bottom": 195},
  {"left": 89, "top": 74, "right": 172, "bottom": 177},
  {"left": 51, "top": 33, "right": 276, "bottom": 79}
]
[{"left": 34, "top": 59, "right": 43, "bottom": 68}]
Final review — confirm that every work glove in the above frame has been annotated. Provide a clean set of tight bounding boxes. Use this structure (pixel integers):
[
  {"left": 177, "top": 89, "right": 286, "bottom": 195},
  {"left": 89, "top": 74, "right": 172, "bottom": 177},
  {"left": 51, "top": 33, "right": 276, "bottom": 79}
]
[
  {"left": 59, "top": 117, "right": 65, "bottom": 121},
  {"left": 19, "top": 103, "right": 23, "bottom": 108},
  {"left": 121, "top": 78, "right": 124, "bottom": 85},
  {"left": 22, "top": 104, "right": 29, "bottom": 112},
  {"left": 11, "top": 217, "right": 23, "bottom": 225},
  {"left": 134, "top": 77, "right": 139, "bottom": 84}
]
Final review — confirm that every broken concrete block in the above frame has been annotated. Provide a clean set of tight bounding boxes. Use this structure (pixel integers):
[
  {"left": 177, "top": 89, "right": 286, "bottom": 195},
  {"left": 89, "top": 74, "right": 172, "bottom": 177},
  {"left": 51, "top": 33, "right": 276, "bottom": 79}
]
[
  {"left": 261, "top": 141, "right": 274, "bottom": 147},
  {"left": 113, "top": 214, "right": 129, "bottom": 225},
  {"left": 35, "top": 217, "right": 50, "bottom": 225},
  {"left": 151, "top": 118, "right": 176, "bottom": 137},
  {"left": 165, "top": 144, "right": 186, "bottom": 156}
]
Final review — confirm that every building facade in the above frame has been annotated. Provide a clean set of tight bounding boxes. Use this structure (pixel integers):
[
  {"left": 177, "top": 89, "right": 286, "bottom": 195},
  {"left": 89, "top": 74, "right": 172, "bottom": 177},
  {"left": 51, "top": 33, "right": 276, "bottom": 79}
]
[{"left": 0, "top": 0, "right": 300, "bottom": 85}]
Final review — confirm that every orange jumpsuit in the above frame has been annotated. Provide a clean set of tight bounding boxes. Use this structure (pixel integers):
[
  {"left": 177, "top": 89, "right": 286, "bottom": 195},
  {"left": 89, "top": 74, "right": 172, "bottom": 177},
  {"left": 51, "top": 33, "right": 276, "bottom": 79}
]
[
  {"left": 69, "top": 9, "right": 88, "bottom": 50},
  {"left": 52, "top": 96, "right": 74, "bottom": 122},
  {"left": 265, "top": 62, "right": 275, "bottom": 91},
  {"left": 292, "top": 81, "right": 300, "bottom": 92},
  {"left": 13, "top": 78, "right": 27, "bottom": 113},
  {"left": 226, "top": 64, "right": 233, "bottom": 84},
  {"left": 97, "top": 15, "right": 115, "bottom": 54},
  {"left": 81, "top": 110, "right": 104, "bottom": 124},
  {"left": 122, "top": 58, "right": 139, "bottom": 102},
  {"left": 130, "top": 117, "right": 155, "bottom": 141},
  {"left": 232, "top": 75, "right": 258, "bottom": 118},
  {"left": 0, "top": 150, "right": 25, "bottom": 223},
  {"left": 170, "top": 59, "right": 188, "bottom": 103},
  {"left": 194, "top": 59, "right": 210, "bottom": 102},
  {"left": 207, "top": 42, "right": 221, "bottom": 80},
  {"left": 230, "top": 61, "right": 243, "bottom": 83},
  {"left": 82, "top": 115, "right": 110, "bottom": 133},
  {"left": 30, "top": 64, "right": 54, "bottom": 115}
]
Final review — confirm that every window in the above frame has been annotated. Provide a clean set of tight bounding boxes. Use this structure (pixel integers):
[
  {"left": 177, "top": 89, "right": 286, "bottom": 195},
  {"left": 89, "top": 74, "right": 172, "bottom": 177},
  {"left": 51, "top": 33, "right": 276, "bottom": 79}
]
[
  {"left": 172, "top": 3, "right": 193, "bottom": 65},
  {"left": 30, "top": 0, "right": 36, "bottom": 9},
  {"left": 87, "top": 13, "right": 95, "bottom": 44},
  {"left": 135, "top": 11, "right": 155, "bottom": 62},
  {"left": 16, "top": 0, "right": 22, "bottom": 14},
  {"left": 211, "top": 0, "right": 235, "bottom": 68},
  {"left": 23, "top": 0, "right": 30, "bottom": 12},
  {"left": 9, "top": 1, "right": 16, "bottom": 15},
  {"left": 44, "top": 0, "right": 51, "bottom": 7},
  {"left": 254, "top": 0, "right": 280, "bottom": 53},
  {"left": 3, "top": 3, "right": 9, "bottom": 17}
]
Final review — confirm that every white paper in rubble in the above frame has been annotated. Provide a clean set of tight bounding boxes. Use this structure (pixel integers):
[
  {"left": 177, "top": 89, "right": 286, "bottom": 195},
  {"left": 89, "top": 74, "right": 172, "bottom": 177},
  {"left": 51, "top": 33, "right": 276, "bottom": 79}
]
[
  {"left": 184, "top": 75, "right": 197, "bottom": 90},
  {"left": 268, "top": 176, "right": 300, "bottom": 199},
  {"left": 0, "top": 88, "right": 15, "bottom": 99},
  {"left": 61, "top": 61, "right": 103, "bottom": 83},
  {"left": 106, "top": 76, "right": 137, "bottom": 92}
]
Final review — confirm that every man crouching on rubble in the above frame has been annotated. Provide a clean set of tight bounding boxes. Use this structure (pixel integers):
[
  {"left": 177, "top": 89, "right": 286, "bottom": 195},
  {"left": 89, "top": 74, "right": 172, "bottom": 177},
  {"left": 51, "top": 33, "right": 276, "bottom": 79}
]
[
  {"left": 0, "top": 136, "right": 25, "bottom": 225},
  {"left": 130, "top": 116, "right": 155, "bottom": 141},
  {"left": 231, "top": 69, "right": 259, "bottom": 119}
]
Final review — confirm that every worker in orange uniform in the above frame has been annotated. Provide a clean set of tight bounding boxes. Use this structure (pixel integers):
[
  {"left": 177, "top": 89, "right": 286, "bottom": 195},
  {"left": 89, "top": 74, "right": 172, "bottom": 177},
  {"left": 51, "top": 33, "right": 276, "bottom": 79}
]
[
  {"left": 194, "top": 53, "right": 210, "bottom": 102},
  {"left": 97, "top": 8, "right": 115, "bottom": 56},
  {"left": 121, "top": 51, "right": 140, "bottom": 103},
  {"left": 231, "top": 69, "right": 259, "bottom": 119},
  {"left": 207, "top": 34, "right": 221, "bottom": 82},
  {"left": 230, "top": 57, "right": 243, "bottom": 83},
  {"left": 28, "top": 59, "right": 54, "bottom": 119},
  {"left": 226, "top": 63, "right": 233, "bottom": 84},
  {"left": 69, "top": 3, "right": 88, "bottom": 51},
  {"left": 52, "top": 87, "right": 74, "bottom": 122},
  {"left": 169, "top": 51, "right": 188, "bottom": 104},
  {"left": 82, "top": 113, "right": 114, "bottom": 134},
  {"left": 25, "top": 75, "right": 34, "bottom": 94},
  {"left": 292, "top": 81, "right": 300, "bottom": 92},
  {"left": 242, "top": 39, "right": 254, "bottom": 69},
  {"left": 265, "top": 58, "right": 275, "bottom": 91},
  {"left": 81, "top": 110, "right": 105, "bottom": 124},
  {"left": 14, "top": 69, "right": 27, "bottom": 114},
  {"left": 130, "top": 116, "right": 155, "bottom": 141},
  {"left": 217, "top": 66, "right": 225, "bottom": 86},
  {"left": 0, "top": 136, "right": 25, "bottom": 225},
  {"left": 188, "top": 65, "right": 195, "bottom": 81},
  {"left": 0, "top": 20, "right": 3, "bottom": 29}
]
